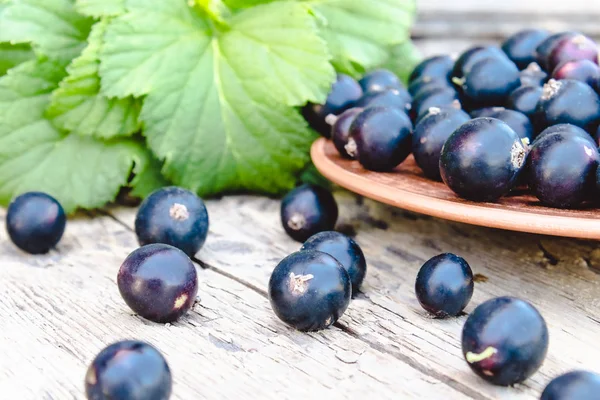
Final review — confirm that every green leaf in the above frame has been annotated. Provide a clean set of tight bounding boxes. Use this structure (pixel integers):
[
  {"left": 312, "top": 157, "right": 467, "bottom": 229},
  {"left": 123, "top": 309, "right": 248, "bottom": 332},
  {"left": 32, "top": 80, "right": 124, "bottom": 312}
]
[
  {"left": 100, "top": 0, "right": 325, "bottom": 195},
  {"left": 310, "top": 0, "right": 416, "bottom": 77},
  {"left": 47, "top": 19, "right": 141, "bottom": 139},
  {"left": 381, "top": 40, "right": 422, "bottom": 84},
  {"left": 0, "top": 59, "right": 145, "bottom": 213},
  {"left": 0, "top": 42, "right": 35, "bottom": 76},
  {"left": 194, "top": 0, "right": 231, "bottom": 25},
  {"left": 0, "top": 0, "right": 94, "bottom": 63},
  {"left": 75, "top": 0, "right": 125, "bottom": 17},
  {"left": 223, "top": 0, "right": 274, "bottom": 9},
  {"left": 130, "top": 150, "right": 170, "bottom": 198}
]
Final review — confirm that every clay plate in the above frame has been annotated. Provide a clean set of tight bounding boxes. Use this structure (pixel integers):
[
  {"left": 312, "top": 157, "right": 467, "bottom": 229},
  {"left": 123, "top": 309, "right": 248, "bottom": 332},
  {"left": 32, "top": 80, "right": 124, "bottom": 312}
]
[{"left": 311, "top": 138, "right": 600, "bottom": 240}]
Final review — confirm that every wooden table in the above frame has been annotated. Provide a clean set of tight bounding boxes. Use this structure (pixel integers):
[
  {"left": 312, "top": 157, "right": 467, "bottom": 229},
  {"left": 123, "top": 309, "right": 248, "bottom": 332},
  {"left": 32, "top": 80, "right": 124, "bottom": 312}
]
[{"left": 2, "top": 4, "right": 600, "bottom": 400}]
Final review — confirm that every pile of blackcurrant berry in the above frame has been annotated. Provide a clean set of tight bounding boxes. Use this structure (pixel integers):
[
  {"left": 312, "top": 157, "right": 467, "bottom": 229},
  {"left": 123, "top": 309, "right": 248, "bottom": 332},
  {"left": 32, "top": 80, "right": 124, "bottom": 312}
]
[{"left": 307, "top": 29, "right": 600, "bottom": 209}]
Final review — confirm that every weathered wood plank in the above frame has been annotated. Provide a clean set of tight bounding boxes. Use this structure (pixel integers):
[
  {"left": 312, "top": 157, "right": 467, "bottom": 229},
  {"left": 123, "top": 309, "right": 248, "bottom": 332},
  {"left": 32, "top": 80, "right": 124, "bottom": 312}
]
[
  {"left": 110, "top": 192, "right": 600, "bottom": 400},
  {"left": 0, "top": 209, "right": 468, "bottom": 399}
]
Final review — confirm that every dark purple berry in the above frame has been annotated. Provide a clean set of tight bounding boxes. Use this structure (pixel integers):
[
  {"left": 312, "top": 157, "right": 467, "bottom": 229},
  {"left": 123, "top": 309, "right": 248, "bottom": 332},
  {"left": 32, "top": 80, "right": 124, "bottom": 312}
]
[
  {"left": 462, "top": 297, "right": 549, "bottom": 386},
  {"left": 537, "top": 79, "right": 600, "bottom": 133},
  {"left": 415, "top": 253, "right": 474, "bottom": 318},
  {"left": 481, "top": 108, "right": 534, "bottom": 142},
  {"left": 452, "top": 46, "right": 507, "bottom": 79},
  {"left": 280, "top": 184, "right": 338, "bottom": 243},
  {"left": 85, "top": 340, "right": 172, "bottom": 400},
  {"left": 408, "top": 76, "right": 451, "bottom": 97},
  {"left": 552, "top": 59, "right": 600, "bottom": 87},
  {"left": 118, "top": 244, "right": 198, "bottom": 323},
  {"left": 301, "top": 231, "right": 366, "bottom": 294},
  {"left": 359, "top": 69, "right": 402, "bottom": 93},
  {"left": 268, "top": 250, "right": 351, "bottom": 331},
  {"left": 502, "top": 29, "right": 551, "bottom": 70},
  {"left": 469, "top": 107, "right": 505, "bottom": 118},
  {"left": 303, "top": 74, "right": 363, "bottom": 137},
  {"left": 135, "top": 187, "right": 209, "bottom": 257},
  {"left": 528, "top": 130, "right": 599, "bottom": 208},
  {"left": 533, "top": 123, "right": 596, "bottom": 146},
  {"left": 535, "top": 31, "right": 578, "bottom": 71},
  {"left": 409, "top": 55, "right": 454, "bottom": 83},
  {"left": 519, "top": 62, "right": 548, "bottom": 87},
  {"left": 460, "top": 57, "right": 521, "bottom": 107},
  {"left": 413, "top": 86, "right": 460, "bottom": 119},
  {"left": 348, "top": 106, "right": 412, "bottom": 171},
  {"left": 507, "top": 85, "right": 543, "bottom": 118},
  {"left": 355, "top": 88, "right": 412, "bottom": 113},
  {"left": 548, "top": 34, "right": 599, "bottom": 72},
  {"left": 541, "top": 371, "right": 600, "bottom": 400},
  {"left": 440, "top": 118, "right": 527, "bottom": 202},
  {"left": 414, "top": 101, "right": 463, "bottom": 126},
  {"left": 331, "top": 107, "right": 363, "bottom": 159},
  {"left": 6, "top": 192, "right": 66, "bottom": 254},
  {"left": 412, "top": 108, "right": 470, "bottom": 180}
]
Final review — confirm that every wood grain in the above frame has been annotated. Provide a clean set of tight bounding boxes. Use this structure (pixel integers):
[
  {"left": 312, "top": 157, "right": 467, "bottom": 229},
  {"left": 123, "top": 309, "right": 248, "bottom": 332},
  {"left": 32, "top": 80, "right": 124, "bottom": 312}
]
[{"left": 312, "top": 138, "right": 600, "bottom": 240}]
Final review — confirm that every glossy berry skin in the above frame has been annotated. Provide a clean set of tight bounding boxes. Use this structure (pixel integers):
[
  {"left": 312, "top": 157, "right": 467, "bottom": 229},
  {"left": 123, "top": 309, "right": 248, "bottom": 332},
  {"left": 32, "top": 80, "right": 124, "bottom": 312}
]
[
  {"left": 117, "top": 244, "right": 198, "bottom": 323},
  {"left": 412, "top": 108, "right": 470, "bottom": 180},
  {"left": 349, "top": 107, "right": 413, "bottom": 171},
  {"left": 552, "top": 59, "right": 600, "bottom": 87},
  {"left": 519, "top": 62, "right": 548, "bottom": 87},
  {"left": 533, "top": 124, "right": 596, "bottom": 146},
  {"left": 135, "top": 186, "right": 209, "bottom": 257},
  {"left": 482, "top": 108, "right": 534, "bottom": 142},
  {"left": 332, "top": 107, "right": 363, "bottom": 159},
  {"left": 415, "top": 253, "right": 474, "bottom": 318},
  {"left": 462, "top": 297, "right": 548, "bottom": 386},
  {"left": 541, "top": 371, "right": 600, "bottom": 400},
  {"left": 452, "top": 46, "right": 507, "bottom": 79},
  {"left": 507, "top": 86, "right": 543, "bottom": 119},
  {"left": 303, "top": 74, "right": 363, "bottom": 137},
  {"left": 527, "top": 131, "right": 599, "bottom": 208},
  {"left": 85, "top": 340, "right": 172, "bottom": 400},
  {"left": 408, "top": 76, "right": 451, "bottom": 97},
  {"left": 548, "top": 34, "right": 599, "bottom": 72},
  {"left": 413, "top": 86, "right": 460, "bottom": 119},
  {"left": 355, "top": 88, "right": 412, "bottom": 113},
  {"left": 6, "top": 192, "right": 66, "bottom": 254},
  {"left": 268, "top": 250, "right": 351, "bottom": 331},
  {"left": 359, "top": 69, "right": 403, "bottom": 93},
  {"left": 502, "top": 29, "right": 551, "bottom": 70},
  {"left": 409, "top": 55, "right": 454, "bottom": 83},
  {"left": 536, "top": 79, "right": 600, "bottom": 134},
  {"left": 414, "top": 101, "right": 462, "bottom": 126},
  {"left": 301, "top": 231, "right": 367, "bottom": 294},
  {"left": 440, "top": 118, "right": 527, "bottom": 202},
  {"left": 461, "top": 57, "right": 521, "bottom": 107},
  {"left": 280, "top": 184, "right": 338, "bottom": 243},
  {"left": 535, "top": 31, "right": 577, "bottom": 71}
]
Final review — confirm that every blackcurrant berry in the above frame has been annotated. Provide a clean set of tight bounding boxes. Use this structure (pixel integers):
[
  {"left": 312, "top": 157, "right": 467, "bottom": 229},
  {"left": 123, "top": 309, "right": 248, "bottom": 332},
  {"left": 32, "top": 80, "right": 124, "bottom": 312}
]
[
  {"left": 462, "top": 297, "right": 549, "bottom": 386},
  {"left": 519, "top": 62, "right": 548, "bottom": 87},
  {"left": 301, "top": 231, "right": 367, "bottom": 294},
  {"left": 535, "top": 31, "right": 578, "bottom": 71},
  {"left": 452, "top": 46, "right": 506, "bottom": 79},
  {"left": 469, "top": 107, "right": 505, "bottom": 118},
  {"left": 502, "top": 29, "right": 551, "bottom": 70},
  {"left": 552, "top": 59, "right": 600, "bottom": 87},
  {"left": 412, "top": 86, "right": 460, "bottom": 119},
  {"left": 302, "top": 74, "right": 363, "bottom": 137},
  {"left": 507, "top": 85, "right": 543, "bottom": 119},
  {"left": 415, "top": 253, "right": 474, "bottom": 318},
  {"left": 331, "top": 107, "right": 363, "bottom": 159},
  {"left": 118, "top": 244, "right": 198, "bottom": 323},
  {"left": 348, "top": 106, "right": 412, "bottom": 171},
  {"left": 527, "top": 130, "right": 599, "bottom": 208},
  {"left": 537, "top": 79, "right": 600, "bottom": 133},
  {"left": 6, "top": 192, "right": 66, "bottom": 254},
  {"left": 440, "top": 118, "right": 527, "bottom": 202},
  {"left": 355, "top": 88, "right": 412, "bottom": 113},
  {"left": 480, "top": 108, "right": 534, "bottom": 142},
  {"left": 548, "top": 34, "right": 599, "bottom": 73},
  {"left": 280, "top": 184, "right": 338, "bottom": 243},
  {"left": 460, "top": 57, "right": 521, "bottom": 107},
  {"left": 414, "top": 101, "right": 462, "bottom": 126},
  {"left": 135, "top": 186, "right": 209, "bottom": 257},
  {"left": 85, "top": 340, "right": 172, "bottom": 400},
  {"left": 533, "top": 123, "right": 596, "bottom": 146},
  {"left": 409, "top": 55, "right": 454, "bottom": 83},
  {"left": 541, "top": 371, "right": 600, "bottom": 400},
  {"left": 408, "top": 76, "right": 452, "bottom": 97},
  {"left": 359, "top": 69, "right": 403, "bottom": 94},
  {"left": 268, "top": 250, "right": 351, "bottom": 331},
  {"left": 412, "top": 107, "right": 470, "bottom": 180}
]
